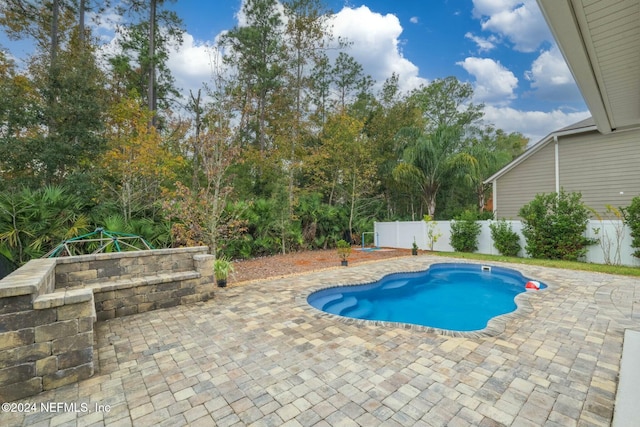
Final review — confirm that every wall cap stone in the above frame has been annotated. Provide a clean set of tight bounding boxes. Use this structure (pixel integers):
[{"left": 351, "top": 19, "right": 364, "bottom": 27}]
[
  {"left": 0, "top": 259, "right": 56, "bottom": 298},
  {"left": 53, "top": 246, "right": 209, "bottom": 265}
]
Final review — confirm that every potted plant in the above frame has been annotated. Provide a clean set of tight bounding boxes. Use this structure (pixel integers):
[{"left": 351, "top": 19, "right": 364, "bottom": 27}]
[
  {"left": 336, "top": 239, "right": 351, "bottom": 266},
  {"left": 214, "top": 256, "right": 234, "bottom": 287},
  {"left": 412, "top": 239, "right": 418, "bottom": 255}
]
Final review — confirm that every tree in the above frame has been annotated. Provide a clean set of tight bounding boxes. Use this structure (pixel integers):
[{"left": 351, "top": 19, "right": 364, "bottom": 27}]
[
  {"left": 164, "top": 61, "right": 242, "bottom": 256},
  {"left": 312, "top": 112, "right": 375, "bottom": 238},
  {"left": 221, "top": 0, "right": 285, "bottom": 151},
  {"left": 409, "top": 76, "right": 483, "bottom": 131},
  {"left": 0, "top": 1, "right": 71, "bottom": 66},
  {"left": 280, "top": 0, "right": 332, "bottom": 216},
  {"left": 111, "top": 0, "right": 184, "bottom": 122},
  {"left": 36, "top": 32, "right": 108, "bottom": 186},
  {"left": 101, "top": 96, "right": 183, "bottom": 221},
  {"left": 364, "top": 73, "right": 420, "bottom": 218},
  {"left": 462, "top": 128, "right": 513, "bottom": 212},
  {"left": 309, "top": 52, "right": 332, "bottom": 126},
  {"left": 393, "top": 125, "right": 474, "bottom": 218},
  {"left": 332, "top": 52, "right": 372, "bottom": 111},
  {"left": 0, "top": 5, "right": 107, "bottom": 188},
  {"left": 0, "top": 52, "right": 41, "bottom": 188}
]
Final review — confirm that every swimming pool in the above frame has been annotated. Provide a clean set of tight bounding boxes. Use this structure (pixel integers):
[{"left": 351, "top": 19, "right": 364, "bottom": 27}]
[{"left": 307, "top": 263, "right": 546, "bottom": 332}]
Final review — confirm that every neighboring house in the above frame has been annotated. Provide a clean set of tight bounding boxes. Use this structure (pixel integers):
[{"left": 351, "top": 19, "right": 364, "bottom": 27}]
[
  {"left": 485, "top": 117, "right": 640, "bottom": 219},
  {"left": 486, "top": 1, "right": 640, "bottom": 219}
]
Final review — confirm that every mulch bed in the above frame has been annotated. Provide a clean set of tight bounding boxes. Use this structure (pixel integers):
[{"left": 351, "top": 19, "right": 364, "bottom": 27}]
[{"left": 229, "top": 247, "right": 413, "bottom": 285}]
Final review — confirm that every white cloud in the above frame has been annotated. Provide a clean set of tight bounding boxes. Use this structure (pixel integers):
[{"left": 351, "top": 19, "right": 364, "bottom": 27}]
[
  {"left": 167, "top": 2, "right": 427, "bottom": 100},
  {"left": 167, "top": 33, "right": 217, "bottom": 101},
  {"left": 457, "top": 57, "right": 518, "bottom": 105},
  {"left": 525, "top": 46, "right": 582, "bottom": 102},
  {"left": 329, "top": 6, "right": 427, "bottom": 93},
  {"left": 483, "top": 105, "right": 591, "bottom": 143},
  {"left": 472, "top": 0, "right": 551, "bottom": 52},
  {"left": 465, "top": 32, "right": 497, "bottom": 52},
  {"left": 410, "top": 16, "right": 419, "bottom": 24},
  {"left": 471, "top": 0, "right": 520, "bottom": 18}
]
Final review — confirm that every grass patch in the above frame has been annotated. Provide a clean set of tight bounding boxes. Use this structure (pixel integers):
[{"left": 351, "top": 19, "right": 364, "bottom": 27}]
[{"left": 430, "top": 251, "right": 640, "bottom": 277}]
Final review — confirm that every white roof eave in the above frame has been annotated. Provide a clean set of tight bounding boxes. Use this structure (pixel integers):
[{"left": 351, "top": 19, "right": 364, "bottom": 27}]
[{"left": 536, "top": 0, "right": 614, "bottom": 134}]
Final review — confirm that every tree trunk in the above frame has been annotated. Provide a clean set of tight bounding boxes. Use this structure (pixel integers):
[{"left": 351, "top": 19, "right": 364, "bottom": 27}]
[
  {"left": 148, "top": 0, "right": 157, "bottom": 126},
  {"left": 190, "top": 90, "right": 202, "bottom": 190},
  {"left": 477, "top": 185, "right": 485, "bottom": 213},
  {"left": 79, "top": 0, "right": 85, "bottom": 46},
  {"left": 348, "top": 172, "right": 356, "bottom": 242},
  {"left": 51, "top": 0, "right": 59, "bottom": 66},
  {"left": 427, "top": 193, "right": 436, "bottom": 218}
]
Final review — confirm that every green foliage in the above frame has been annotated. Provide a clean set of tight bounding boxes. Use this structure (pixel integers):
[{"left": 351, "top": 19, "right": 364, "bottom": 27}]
[
  {"left": 336, "top": 239, "right": 351, "bottom": 260},
  {"left": 519, "top": 190, "right": 596, "bottom": 261},
  {"left": 423, "top": 214, "right": 441, "bottom": 250},
  {"left": 214, "top": 256, "right": 234, "bottom": 281},
  {"left": 489, "top": 219, "right": 521, "bottom": 257},
  {"left": 450, "top": 210, "right": 481, "bottom": 253},
  {"left": 297, "top": 193, "right": 345, "bottom": 249},
  {"left": 0, "top": 186, "right": 90, "bottom": 264},
  {"left": 0, "top": 1, "right": 538, "bottom": 265},
  {"left": 394, "top": 124, "right": 475, "bottom": 218},
  {"left": 621, "top": 196, "right": 640, "bottom": 258}
]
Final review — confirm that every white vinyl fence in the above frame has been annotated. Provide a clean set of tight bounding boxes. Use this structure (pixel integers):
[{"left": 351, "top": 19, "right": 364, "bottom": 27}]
[{"left": 374, "top": 220, "right": 640, "bottom": 267}]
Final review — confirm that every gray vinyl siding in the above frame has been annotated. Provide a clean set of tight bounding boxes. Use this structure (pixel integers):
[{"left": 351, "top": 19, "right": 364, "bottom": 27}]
[
  {"left": 495, "top": 142, "right": 556, "bottom": 219},
  {"left": 558, "top": 129, "right": 640, "bottom": 214}
]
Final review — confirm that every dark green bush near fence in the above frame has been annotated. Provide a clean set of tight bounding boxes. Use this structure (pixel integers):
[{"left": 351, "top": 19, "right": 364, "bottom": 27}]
[
  {"left": 450, "top": 210, "right": 481, "bottom": 253},
  {"left": 621, "top": 196, "right": 640, "bottom": 258},
  {"left": 519, "top": 190, "right": 595, "bottom": 261},
  {"left": 489, "top": 219, "right": 521, "bottom": 257}
]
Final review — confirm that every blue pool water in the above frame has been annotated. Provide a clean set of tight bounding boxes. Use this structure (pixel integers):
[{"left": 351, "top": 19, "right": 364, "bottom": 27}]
[{"left": 307, "top": 263, "right": 546, "bottom": 332}]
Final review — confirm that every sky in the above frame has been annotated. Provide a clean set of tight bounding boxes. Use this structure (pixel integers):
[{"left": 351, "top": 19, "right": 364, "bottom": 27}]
[
  {"left": 2, "top": 0, "right": 593, "bottom": 144},
  {"left": 162, "top": 0, "right": 591, "bottom": 143}
]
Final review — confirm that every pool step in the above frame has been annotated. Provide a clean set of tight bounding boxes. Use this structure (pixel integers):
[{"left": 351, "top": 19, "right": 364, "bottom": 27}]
[
  {"left": 344, "top": 299, "right": 373, "bottom": 318},
  {"left": 381, "top": 280, "right": 410, "bottom": 291},
  {"left": 313, "top": 293, "right": 343, "bottom": 310},
  {"left": 325, "top": 296, "right": 357, "bottom": 315}
]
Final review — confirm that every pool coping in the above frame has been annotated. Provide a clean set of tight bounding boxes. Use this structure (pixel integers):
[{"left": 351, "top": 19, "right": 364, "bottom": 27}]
[{"left": 295, "top": 260, "right": 552, "bottom": 338}]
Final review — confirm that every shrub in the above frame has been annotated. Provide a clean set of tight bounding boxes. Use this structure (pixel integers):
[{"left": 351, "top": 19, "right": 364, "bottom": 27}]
[
  {"left": 621, "top": 196, "right": 640, "bottom": 258},
  {"left": 590, "top": 205, "right": 625, "bottom": 265},
  {"left": 450, "top": 210, "right": 481, "bottom": 253},
  {"left": 489, "top": 219, "right": 521, "bottom": 257},
  {"left": 423, "top": 214, "right": 442, "bottom": 250},
  {"left": 519, "top": 190, "right": 595, "bottom": 261}
]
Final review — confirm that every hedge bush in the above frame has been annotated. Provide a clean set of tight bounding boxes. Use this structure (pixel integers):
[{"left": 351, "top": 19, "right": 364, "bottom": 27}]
[
  {"left": 622, "top": 196, "right": 640, "bottom": 258},
  {"left": 489, "top": 219, "right": 521, "bottom": 257},
  {"left": 450, "top": 210, "right": 481, "bottom": 253},
  {"left": 519, "top": 190, "right": 595, "bottom": 261}
]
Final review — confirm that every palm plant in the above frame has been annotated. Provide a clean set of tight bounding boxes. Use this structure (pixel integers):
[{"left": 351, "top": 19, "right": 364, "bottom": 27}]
[
  {"left": 462, "top": 133, "right": 511, "bottom": 212},
  {"left": 0, "top": 186, "right": 90, "bottom": 264},
  {"left": 393, "top": 125, "right": 475, "bottom": 218}
]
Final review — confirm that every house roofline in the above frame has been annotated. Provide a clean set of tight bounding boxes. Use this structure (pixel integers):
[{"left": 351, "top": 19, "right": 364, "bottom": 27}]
[
  {"left": 483, "top": 121, "right": 598, "bottom": 184},
  {"left": 536, "top": 0, "right": 614, "bottom": 133}
]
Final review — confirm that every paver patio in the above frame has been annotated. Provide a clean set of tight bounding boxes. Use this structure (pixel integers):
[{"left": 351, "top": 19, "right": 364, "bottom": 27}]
[{"left": 2, "top": 255, "right": 639, "bottom": 426}]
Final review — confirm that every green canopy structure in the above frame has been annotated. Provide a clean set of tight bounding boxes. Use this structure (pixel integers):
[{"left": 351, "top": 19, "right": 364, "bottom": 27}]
[{"left": 44, "top": 228, "right": 154, "bottom": 258}]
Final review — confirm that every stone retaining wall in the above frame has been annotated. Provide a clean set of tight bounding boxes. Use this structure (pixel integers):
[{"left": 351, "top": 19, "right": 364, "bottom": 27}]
[{"left": 0, "top": 247, "right": 215, "bottom": 402}]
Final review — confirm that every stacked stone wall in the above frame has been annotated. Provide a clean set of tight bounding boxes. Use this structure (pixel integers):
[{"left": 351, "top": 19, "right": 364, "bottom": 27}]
[{"left": 0, "top": 247, "right": 215, "bottom": 402}]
